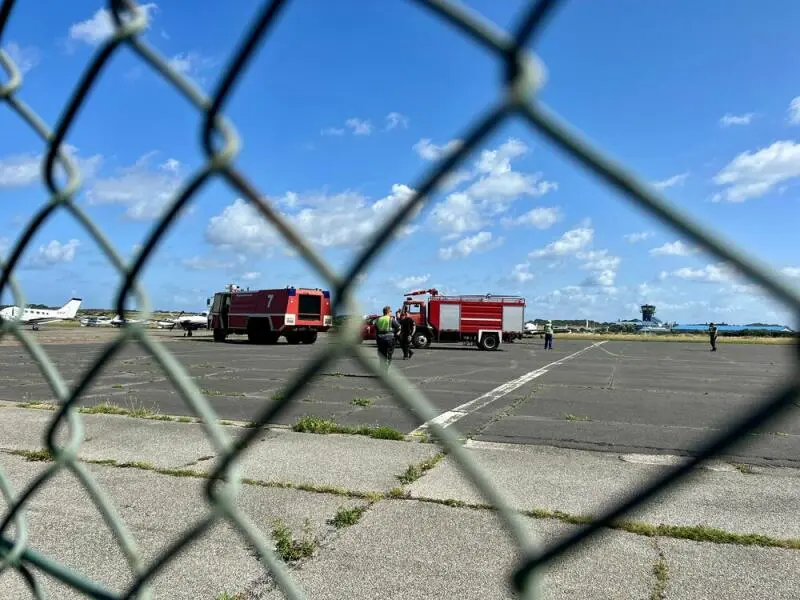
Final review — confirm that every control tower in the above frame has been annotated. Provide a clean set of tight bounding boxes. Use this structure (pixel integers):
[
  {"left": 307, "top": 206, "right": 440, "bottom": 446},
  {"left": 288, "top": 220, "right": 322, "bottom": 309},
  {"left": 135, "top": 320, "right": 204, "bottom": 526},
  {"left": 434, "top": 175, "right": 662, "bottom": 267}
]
[{"left": 641, "top": 304, "right": 656, "bottom": 322}]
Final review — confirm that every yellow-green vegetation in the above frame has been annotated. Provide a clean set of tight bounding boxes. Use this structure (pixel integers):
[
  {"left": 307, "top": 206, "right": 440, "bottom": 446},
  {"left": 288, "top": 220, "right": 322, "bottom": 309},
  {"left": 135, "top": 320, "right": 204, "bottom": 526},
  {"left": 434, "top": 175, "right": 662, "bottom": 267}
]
[
  {"left": 10, "top": 448, "right": 54, "bottom": 462},
  {"left": 271, "top": 519, "right": 317, "bottom": 562},
  {"left": 292, "top": 416, "right": 405, "bottom": 440},
  {"left": 396, "top": 453, "right": 446, "bottom": 484},
  {"left": 564, "top": 413, "right": 592, "bottom": 422},
  {"left": 328, "top": 505, "right": 369, "bottom": 529}
]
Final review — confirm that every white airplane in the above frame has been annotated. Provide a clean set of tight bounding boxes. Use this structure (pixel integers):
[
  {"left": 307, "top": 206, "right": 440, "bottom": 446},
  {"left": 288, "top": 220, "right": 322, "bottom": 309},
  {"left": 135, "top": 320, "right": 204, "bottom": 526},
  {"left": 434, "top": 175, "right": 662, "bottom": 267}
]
[
  {"left": 80, "top": 315, "right": 113, "bottom": 327},
  {"left": 158, "top": 310, "right": 209, "bottom": 336},
  {"left": 0, "top": 298, "right": 82, "bottom": 330},
  {"left": 110, "top": 314, "right": 147, "bottom": 327}
]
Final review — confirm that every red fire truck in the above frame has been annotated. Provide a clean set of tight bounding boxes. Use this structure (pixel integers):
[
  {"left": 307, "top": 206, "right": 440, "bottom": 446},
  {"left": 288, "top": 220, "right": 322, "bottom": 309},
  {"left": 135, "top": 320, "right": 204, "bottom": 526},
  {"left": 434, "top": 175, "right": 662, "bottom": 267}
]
[
  {"left": 207, "top": 284, "right": 332, "bottom": 344},
  {"left": 362, "top": 288, "right": 526, "bottom": 351}
]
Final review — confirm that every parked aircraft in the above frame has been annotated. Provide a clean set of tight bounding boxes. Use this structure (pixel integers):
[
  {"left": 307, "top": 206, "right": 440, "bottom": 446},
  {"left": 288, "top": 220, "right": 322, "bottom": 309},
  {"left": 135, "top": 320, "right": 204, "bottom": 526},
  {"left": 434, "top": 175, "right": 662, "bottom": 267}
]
[
  {"left": 80, "top": 315, "right": 113, "bottom": 327},
  {"left": 158, "top": 310, "right": 210, "bottom": 336},
  {"left": 0, "top": 298, "right": 82, "bottom": 330},
  {"left": 110, "top": 314, "right": 147, "bottom": 327}
]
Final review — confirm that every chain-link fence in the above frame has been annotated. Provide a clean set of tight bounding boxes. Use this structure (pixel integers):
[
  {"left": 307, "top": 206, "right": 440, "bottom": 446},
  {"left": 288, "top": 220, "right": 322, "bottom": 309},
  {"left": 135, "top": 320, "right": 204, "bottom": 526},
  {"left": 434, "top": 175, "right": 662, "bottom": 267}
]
[{"left": 1, "top": 0, "right": 798, "bottom": 598}]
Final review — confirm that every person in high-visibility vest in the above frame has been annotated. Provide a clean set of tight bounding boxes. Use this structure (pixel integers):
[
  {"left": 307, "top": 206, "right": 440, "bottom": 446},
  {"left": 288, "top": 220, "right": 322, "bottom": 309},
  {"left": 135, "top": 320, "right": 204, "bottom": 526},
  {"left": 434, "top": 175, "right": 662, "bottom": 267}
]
[
  {"left": 544, "top": 320, "right": 554, "bottom": 350},
  {"left": 375, "top": 305, "right": 401, "bottom": 370}
]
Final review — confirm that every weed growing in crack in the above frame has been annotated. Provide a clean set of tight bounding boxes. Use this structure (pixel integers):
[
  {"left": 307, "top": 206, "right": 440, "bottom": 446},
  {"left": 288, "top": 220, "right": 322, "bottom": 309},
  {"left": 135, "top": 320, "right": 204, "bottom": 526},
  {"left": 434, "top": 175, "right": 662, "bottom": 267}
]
[
  {"left": 351, "top": 397, "right": 373, "bottom": 407},
  {"left": 292, "top": 416, "right": 404, "bottom": 440},
  {"left": 396, "top": 453, "right": 446, "bottom": 485},
  {"left": 388, "top": 487, "right": 409, "bottom": 499},
  {"left": 271, "top": 519, "right": 317, "bottom": 563},
  {"left": 328, "top": 505, "right": 369, "bottom": 529},
  {"left": 10, "top": 449, "right": 53, "bottom": 462},
  {"left": 17, "top": 401, "right": 57, "bottom": 411},
  {"left": 650, "top": 542, "right": 669, "bottom": 600},
  {"left": 733, "top": 463, "right": 756, "bottom": 474},
  {"left": 564, "top": 413, "right": 591, "bottom": 422}
]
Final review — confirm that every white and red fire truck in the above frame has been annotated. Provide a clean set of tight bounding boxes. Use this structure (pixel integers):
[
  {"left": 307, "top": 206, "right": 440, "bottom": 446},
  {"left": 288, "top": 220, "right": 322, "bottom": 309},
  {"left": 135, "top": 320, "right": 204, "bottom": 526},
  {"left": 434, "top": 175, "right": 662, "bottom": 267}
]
[
  {"left": 363, "top": 288, "right": 526, "bottom": 351},
  {"left": 207, "top": 284, "right": 332, "bottom": 344}
]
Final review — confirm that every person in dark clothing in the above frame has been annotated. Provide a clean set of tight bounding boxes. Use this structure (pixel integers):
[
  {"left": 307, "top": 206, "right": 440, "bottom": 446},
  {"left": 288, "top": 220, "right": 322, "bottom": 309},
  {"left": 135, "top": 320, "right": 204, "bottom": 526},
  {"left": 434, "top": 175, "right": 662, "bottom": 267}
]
[
  {"left": 398, "top": 309, "right": 416, "bottom": 360},
  {"left": 709, "top": 322, "right": 718, "bottom": 352},
  {"left": 375, "top": 306, "right": 401, "bottom": 371}
]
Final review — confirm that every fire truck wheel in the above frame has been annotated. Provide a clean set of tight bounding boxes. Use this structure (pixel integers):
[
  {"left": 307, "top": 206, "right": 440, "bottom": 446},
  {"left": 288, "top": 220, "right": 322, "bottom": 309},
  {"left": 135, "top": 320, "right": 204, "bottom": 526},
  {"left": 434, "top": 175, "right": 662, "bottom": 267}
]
[
  {"left": 286, "top": 333, "right": 300, "bottom": 344},
  {"left": 479, "top": 333, "right": 499, "bottom": 351},
  {"left": 301, "top": 331, "right": 318, "bottom": 344},
  {"left": 412, "top": 332, "right": 431, "bottom": 348},
  {"left": 213, "top": 329, "right": 226, "bottom": 342}
]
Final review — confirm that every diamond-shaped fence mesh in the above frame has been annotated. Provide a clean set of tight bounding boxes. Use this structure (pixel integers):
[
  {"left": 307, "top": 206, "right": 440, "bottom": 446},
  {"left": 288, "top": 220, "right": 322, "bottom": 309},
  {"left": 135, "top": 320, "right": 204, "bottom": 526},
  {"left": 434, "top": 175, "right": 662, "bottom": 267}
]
[{"left": 0, "top": 0, "right": 798, "bottom": 598}]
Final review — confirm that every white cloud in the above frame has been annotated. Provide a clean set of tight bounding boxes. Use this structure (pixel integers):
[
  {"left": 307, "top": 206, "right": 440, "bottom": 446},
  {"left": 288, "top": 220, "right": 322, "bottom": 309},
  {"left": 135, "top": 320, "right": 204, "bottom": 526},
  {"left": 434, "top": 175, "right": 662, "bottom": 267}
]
[
  {"left": 582, "top": 269, "right": 616, "bottom": 287},
  {"left": 385, "top": 112, "right": 409, "bottom": 131},
  {"left": 782, "top": 266, "right": 800, "bottom": 278},
  {"left": 670, "top": 263, "right": 733, "bottom": 283},
  {"left": 161, "top": 158, "right": 180, "bottom": 173},
  {"left": 181, "top": 254, "right": 246, "bottom": 270},
  {"left": 345, "top": 118, "right": 373, "bottom": 136},
  {"left": 511, "top": 262, "right": 533, "bottom": 283},
  {"left": 241, "top": 271, "right": 261, "bottom": 281},
  {"left": 0, "top": 153, "right": 41, "bottom": 188},
  {"left": 652, "top": 172, "right": 689, "bottom": 190},
  {"left": 413, "top": 138, "right": 463, "bottom": 161},
  {"left": 788, "top": 97, "right": 800, "bottom": 125},
  {"left": 475, "top": 138, "right": 528, "bottom": 173},
  {"left": 429, "top": 192, "right": 483, "bottom": 236},
  {"left": 69, "top": 3, "right": 158, "bottom": 46},
  {"left": 436, "top": 169, "right": 472, "bottom": 192},
  {"left": 576, "top": 250, "right": 619, "bottom": 288},
  {"left": 712, "top": 140, "right": 800, "bottom": 203},
  {"left": 577, "top": 249, "right": 621, "bottom": 271},
  {"left": 502, "top": 207, "right": 562, "bottom": 229},
  {"left": 84, "top": 151, "right": 183, "bottom": 220},
  {"left": 320, "top": 127, "right": 345, "bottom": 136},
  {"left": 719, "top": 113, "right": 754, "bottom": 127},
  {"left": 529, "top": 225, "right": 593, "bottom": 258},
  {"left": 427, "top": 138, "right": 558, "bottom": 235},
  {"left": 392, "top": 274, "right": 430, "bottom": 291},
  {"left": 206, "top": 184, "right": 419, "bottom": 253},
  {"left": 3, "top": 42, "right": 41, "bottom": 75},
  {"left": 167, "top": 52, "right": 218, "bottom": 82},
  {"left": 29, "top": 239, "right": 80, "bottom": 267},
  {"left": 649, "top": 240, "right": 697, "bottom": 257},
  {"left": 623, "top": 231, "right": 652, "bottom": 243},
  {"left": 438, "top": 231, "right": 500, "bottom": 260},
  {"left": 0, "top": 145, "right": 102, "bottom": 189}
]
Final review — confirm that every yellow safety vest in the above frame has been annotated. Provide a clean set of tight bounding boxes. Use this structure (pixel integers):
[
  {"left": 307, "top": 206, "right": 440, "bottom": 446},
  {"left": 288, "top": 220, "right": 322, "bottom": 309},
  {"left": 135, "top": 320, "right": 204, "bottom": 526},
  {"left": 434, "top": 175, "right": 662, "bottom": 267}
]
[{"left": 376, "top": 315, "right": 392, "bottom": 333}]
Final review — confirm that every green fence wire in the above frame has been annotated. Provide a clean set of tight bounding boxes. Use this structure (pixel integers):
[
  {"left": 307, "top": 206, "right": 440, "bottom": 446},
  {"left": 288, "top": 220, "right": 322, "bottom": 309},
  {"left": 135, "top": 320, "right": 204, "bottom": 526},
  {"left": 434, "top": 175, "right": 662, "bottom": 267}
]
[{"left": 1, "top": 0, "right": 799, "bottom": 598}]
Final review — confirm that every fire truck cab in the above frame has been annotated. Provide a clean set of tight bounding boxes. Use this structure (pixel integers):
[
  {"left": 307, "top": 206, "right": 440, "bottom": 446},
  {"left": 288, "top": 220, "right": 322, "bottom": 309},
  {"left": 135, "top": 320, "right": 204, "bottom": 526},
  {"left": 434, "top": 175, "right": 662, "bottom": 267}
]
[{"left": 207, "top": 283, "right": 332, "bottom": 344}]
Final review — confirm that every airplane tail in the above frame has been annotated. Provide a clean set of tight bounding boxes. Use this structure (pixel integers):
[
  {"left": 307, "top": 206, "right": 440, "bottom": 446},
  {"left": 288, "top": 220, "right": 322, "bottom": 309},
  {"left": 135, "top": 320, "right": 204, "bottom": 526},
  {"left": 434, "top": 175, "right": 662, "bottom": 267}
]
[{"left": 56, "top": 298, "right": 82, "bottom": 319}]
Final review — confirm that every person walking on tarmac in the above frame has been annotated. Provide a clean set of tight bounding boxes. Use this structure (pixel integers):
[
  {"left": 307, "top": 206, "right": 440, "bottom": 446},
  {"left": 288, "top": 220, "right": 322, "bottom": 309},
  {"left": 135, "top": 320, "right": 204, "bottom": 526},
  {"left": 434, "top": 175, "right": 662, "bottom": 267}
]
[
  {"left": 543, "top": 320, "right": 554, "bottom": 350},
  {"left": 398, "top": 308, "right": 416, "bottom": 360},
  {"left": 375, "top": 305, "right": 401, "bottom": 371},
  {"left": 708, "top": 322, "right": 718, "bottom": 352}
]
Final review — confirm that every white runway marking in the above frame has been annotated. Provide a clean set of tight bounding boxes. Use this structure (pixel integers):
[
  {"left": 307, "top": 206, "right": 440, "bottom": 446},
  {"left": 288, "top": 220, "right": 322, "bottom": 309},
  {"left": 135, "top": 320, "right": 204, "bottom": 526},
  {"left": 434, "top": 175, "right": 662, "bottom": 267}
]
[{"left": 409, "top": 341, "right": 607, "bottom": 435}]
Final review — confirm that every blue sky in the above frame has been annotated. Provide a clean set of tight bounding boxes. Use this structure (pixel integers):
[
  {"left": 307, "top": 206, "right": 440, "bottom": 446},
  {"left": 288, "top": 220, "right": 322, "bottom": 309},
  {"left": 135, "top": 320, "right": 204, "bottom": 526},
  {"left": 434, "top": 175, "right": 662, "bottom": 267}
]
[{"left": 1, "top": 0, "right": 799, "bottom": 325}]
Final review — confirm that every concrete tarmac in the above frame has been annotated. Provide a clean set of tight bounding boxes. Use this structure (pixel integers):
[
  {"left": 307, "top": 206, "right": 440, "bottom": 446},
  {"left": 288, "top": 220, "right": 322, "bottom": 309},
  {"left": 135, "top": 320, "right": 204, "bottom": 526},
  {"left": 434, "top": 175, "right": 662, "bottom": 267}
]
[{"left": 0, "top": 330, "right": 797, "bottom": 465}]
